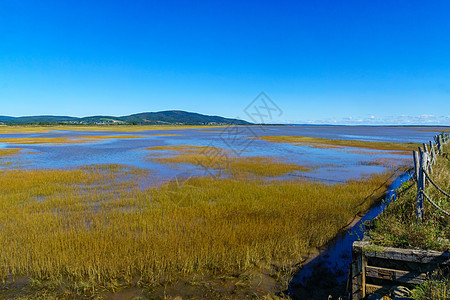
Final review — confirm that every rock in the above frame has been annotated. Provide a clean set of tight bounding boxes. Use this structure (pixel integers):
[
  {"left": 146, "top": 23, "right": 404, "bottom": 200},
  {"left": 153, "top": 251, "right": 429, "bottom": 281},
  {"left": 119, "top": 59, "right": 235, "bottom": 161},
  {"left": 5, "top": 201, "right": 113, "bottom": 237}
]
[{"left": 389, "top": 285, "right": 412, "bottom": 299}]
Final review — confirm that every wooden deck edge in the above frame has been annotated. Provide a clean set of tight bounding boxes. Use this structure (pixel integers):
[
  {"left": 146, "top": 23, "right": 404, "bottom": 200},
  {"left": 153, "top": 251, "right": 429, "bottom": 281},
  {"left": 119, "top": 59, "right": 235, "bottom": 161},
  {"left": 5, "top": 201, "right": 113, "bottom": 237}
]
[{"left": 353, "top": 240, "right": 450, "bottom": 265}]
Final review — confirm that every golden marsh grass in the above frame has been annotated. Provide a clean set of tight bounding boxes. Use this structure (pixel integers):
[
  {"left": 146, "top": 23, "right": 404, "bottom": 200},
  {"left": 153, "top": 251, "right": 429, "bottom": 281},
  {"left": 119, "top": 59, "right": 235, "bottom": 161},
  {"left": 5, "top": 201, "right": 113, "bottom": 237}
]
[
  {"left": 0, "top": 148, "right": 23, "bottom": 167},
  {"left": 257, "top": 135, "right": 419, "bottom": 153},
  {"left": 0, "top": 135, "right": 149, "bottom": 145},
  {"left": 0, "top": 163, "right": 398, "bottom": 297},
  {"left": 0, "top": 148, "right": 22, "bottom": 157},
  {"left": 147, "top": 145, "right": 310, "bottom": 177}
]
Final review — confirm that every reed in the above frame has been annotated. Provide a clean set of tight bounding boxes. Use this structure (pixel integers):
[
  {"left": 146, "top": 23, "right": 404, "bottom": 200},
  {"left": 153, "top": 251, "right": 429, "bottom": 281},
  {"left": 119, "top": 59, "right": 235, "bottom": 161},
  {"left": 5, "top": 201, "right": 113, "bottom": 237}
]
[
  {"left": 0, "top": 148, "right": 22, "bottom": 157},
  {"left": 257, "top": 135, "right": 420, "bottom": 152},
  {"left": 0, "top": 135, "right": 146, "bottom": 145},
  {"left": 147, "top": 145, "right": 310, "bottom": 176},
  {"left": 0, "top": 163, "right": 397, "bottom": 297}
]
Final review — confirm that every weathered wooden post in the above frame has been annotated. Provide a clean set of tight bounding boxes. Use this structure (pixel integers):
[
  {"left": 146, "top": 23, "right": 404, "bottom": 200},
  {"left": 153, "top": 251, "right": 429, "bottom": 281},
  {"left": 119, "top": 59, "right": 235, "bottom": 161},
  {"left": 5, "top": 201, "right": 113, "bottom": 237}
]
[
  {"left": 429, "top": 141, "right": 435, "bottom": 165},
  {"left": 423, "top": 143, "right": 429, "bottom": 154},
  {"left": 428, "top": 151, "right": 433, "bottom": 174},
  {"left": 413, "top": 151, "right": 420, "bottom": 182},
  {"left": 438, "top": 135, "right": 443, "bottom": 154},
  {"left": 416, "top": 147, "right": 425, "bottom": 222},
  {"left": 351, "top": 243, "right": 367, "bottom": 300}
]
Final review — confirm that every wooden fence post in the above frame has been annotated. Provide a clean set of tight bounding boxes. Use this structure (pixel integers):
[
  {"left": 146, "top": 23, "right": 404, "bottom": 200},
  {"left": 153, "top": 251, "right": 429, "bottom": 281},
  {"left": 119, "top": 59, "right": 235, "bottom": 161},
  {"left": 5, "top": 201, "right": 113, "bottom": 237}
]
[
  {"left": 429, "top": 141, "right": 435, "bottom": 166},
  {"left": 413, "top": 151, "right": 419, "bottom": 182},
  {"left": 423, "top": 143, "right": 428, "bottom": 154},
  {"left": 438, "top": 135, "right": 443, "bottom": 154},
  {"left": 416, "top": 147, "right": 425, "bottom": 222},
  {"left": 351, "top": 244, "right": 367, "bottom": 300},
  {"left": 428, "top": 152, "right": 433, "bottom": 174}
]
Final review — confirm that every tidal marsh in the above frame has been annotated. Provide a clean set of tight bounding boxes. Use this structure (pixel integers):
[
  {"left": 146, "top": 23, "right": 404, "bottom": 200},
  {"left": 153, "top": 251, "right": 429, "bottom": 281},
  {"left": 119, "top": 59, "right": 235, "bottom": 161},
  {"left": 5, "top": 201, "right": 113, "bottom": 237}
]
[
  {"left": 0, "top": 125, "right": 423, "bottom": 298},
  {"left": 0, "top": 148, "right": 22, "bottom": 157},
  {"left": 0, "top": 163, "right": 397, "bottom": 297},
  {"left": 257, "top": 135, "right": 420, "bottom": 152},
  {"left": 0, "top": 149, "right": 22, "bottom": 167},
  {"left": 0, "top": 135, "right": 147, "bottom": 145},
  {"left": 147, "top": 144, "right": 310, "bottom": 177}
]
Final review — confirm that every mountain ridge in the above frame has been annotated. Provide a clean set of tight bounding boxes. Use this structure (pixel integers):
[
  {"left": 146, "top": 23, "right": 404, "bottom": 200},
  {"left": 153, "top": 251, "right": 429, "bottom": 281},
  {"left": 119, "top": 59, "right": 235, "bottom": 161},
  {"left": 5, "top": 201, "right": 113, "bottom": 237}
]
[{"left": 0, "top": 110, "right": 251, "bottom": 126}]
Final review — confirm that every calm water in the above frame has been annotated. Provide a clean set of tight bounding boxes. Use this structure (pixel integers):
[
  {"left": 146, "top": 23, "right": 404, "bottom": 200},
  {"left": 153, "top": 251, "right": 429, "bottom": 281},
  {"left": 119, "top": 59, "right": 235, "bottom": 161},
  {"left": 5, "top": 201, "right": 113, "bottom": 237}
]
[{"left": 0, "top": 125, "right": 440, "bottom": 183}]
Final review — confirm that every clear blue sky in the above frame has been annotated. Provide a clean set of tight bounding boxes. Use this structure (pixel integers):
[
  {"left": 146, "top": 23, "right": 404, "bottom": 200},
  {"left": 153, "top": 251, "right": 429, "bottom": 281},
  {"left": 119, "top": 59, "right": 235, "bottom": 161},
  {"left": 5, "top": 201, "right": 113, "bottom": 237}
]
[{"left": 1, "top": 0, "right": 449, "bottom": 125}]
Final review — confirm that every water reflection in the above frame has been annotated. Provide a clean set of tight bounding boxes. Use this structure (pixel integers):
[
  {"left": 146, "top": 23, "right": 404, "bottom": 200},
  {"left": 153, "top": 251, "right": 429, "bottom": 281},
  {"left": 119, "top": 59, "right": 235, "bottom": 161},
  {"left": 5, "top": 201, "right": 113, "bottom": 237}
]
[{"left": 0, "top": 126, "right": 437, "bottom": 184}]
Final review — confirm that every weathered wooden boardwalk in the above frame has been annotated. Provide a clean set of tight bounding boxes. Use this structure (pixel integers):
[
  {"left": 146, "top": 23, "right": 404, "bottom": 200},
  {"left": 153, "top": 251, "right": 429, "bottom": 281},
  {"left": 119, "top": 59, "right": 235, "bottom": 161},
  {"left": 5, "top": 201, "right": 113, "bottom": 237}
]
[{"left": 351, "top": 241, "right": 449, "bottom": 299}]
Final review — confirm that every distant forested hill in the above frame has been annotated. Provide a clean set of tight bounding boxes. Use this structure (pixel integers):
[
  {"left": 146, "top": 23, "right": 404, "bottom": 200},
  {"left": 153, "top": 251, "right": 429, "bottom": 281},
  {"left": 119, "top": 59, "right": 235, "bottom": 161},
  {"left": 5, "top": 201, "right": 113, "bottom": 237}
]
[{"left": 0, "top": 110, "right": 251, "bottom": 125}]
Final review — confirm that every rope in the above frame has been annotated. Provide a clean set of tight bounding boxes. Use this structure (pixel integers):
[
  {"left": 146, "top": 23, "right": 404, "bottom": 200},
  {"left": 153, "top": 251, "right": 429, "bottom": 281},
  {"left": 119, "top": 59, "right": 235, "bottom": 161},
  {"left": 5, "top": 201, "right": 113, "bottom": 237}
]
[
  {"left": 423, "top": 169, "right": 450, "bottom": 199},
  {"left": 421, "top": 191, "right": 450, "bottom": 217}
]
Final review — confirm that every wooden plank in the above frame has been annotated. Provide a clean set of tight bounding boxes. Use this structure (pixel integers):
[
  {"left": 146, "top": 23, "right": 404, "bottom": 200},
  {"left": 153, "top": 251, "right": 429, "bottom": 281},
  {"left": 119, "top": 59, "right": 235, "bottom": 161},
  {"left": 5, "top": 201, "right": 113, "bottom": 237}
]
[
  {"left": 365, "top": 266, "right": 427, "bottom": 285},
  {"left": 353, "top": 241, "right": 450, "bottom": 265}
]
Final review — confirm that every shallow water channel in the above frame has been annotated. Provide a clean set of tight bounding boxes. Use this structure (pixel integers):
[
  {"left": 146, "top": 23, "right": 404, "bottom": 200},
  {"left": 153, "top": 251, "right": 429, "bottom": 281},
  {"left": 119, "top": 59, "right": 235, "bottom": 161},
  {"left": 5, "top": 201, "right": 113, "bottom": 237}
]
[{"left": 288, "top": 171, "right": 414, "bottom": 299}]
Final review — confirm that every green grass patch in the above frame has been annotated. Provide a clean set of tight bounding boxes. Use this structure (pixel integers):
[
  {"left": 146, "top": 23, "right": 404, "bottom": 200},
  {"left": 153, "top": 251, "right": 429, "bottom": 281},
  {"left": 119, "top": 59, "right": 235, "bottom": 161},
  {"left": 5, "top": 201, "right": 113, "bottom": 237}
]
[
  {"left": 410, "top": 269, "right": 449, "bottom": 300},
  {"left": 367, "top": 144, "right": 450, "bottom": 251}
]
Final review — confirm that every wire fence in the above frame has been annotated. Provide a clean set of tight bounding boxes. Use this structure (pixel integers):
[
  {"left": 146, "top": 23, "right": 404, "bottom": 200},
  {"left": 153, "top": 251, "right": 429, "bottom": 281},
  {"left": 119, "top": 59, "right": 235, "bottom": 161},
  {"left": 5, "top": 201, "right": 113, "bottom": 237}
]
[{"left": 412, "top": 132, "right": 450, "bottom": 221}]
